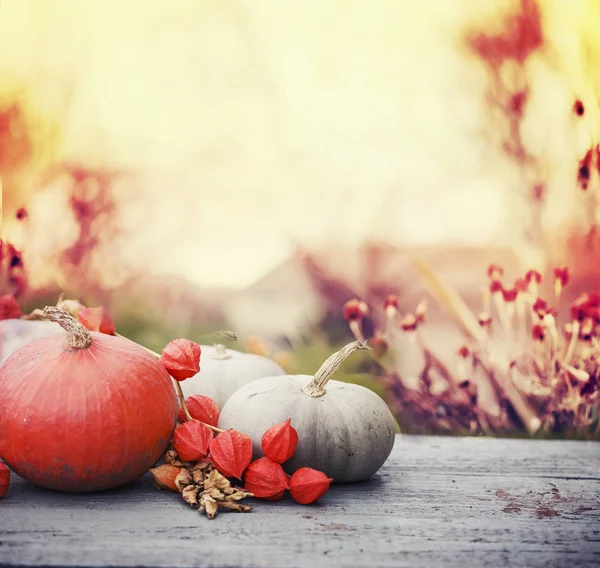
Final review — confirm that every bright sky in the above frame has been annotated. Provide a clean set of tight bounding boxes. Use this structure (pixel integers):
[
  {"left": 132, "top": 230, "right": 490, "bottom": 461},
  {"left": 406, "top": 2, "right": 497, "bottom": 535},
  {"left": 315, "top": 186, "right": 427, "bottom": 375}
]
[{"left": 1, "top": 0, "right": 599, "bottom": 290}]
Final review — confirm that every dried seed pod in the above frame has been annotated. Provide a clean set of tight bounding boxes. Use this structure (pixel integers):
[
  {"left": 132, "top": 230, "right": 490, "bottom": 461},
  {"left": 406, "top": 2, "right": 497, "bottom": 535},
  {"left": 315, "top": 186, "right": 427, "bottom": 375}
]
[
  {"left": 209, "top": 429, "right": 253, "bottom": 479},
  {"left": 243, "top": 457, "right": 289, "bottom": 500},
  {"left": 77, "top": 306, "right": 116, "bottom": 335},
  {"left": 149, "top": 464, "right": 182, "bottom": 492},
  {"left": 159, "top": 339, "right": 201, "bottom": 381},
  {"left": 0, "top": 462, "right": 10, "bottom": 497},
  {"left": 289, "top": 467, "right": 332, "bottom": 504},
  {"left": 173, "top": 419, "right": 213, "bottom": 462},
  {"left": 178, "top": 394, "right": 220, "bottom": 426},
  {"left": 261, "top": 418, "right": 298, "bottom": 464}
]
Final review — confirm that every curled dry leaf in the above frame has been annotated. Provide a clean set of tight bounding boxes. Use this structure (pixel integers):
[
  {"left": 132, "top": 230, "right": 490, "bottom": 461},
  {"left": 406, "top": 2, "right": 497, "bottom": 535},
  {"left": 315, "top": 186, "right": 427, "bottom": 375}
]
[
  {"left": 175, "top": 468, "right": 193, "bottom": 491},
  {"left": 159, "top": 338, "right": 201, "bottom": 381},
  {"left": 155, "top": 447, "right": 253, "bottom": 519},
  {"left": 149, "top": 464, "right": 182, "bottom": 492},
  {"left": 209, "top": 429, "right": 253, "bottom": 478},
  {"left": 190, "top": 461, "right": 213, "bottom": 485},
  {"left": 204, "top": 468, "right": 231, "bottom": 491},
  {"left": 173, "top": 419, "right": 213, "bottom": 462},
  {"left": 261, "top": 418, "right": 298, "bottom": 464},
  {"left": 181, "top": 485, "right": 199, "bottom": 507},
  {"left": 200, "top": 494, "right": 219, "bottom": 519},
  {"left": 178, "top": 395, "right": 220, "bottom": 427},
  {"left": 0, "top": 462, "right": 10, "bottom": 497},
  {"left": 163, "top": 449, "right": 189, "bottom": 467},
  {"left": 196, "top": 469, "right": 253, "bottom": 519},
  {"left": 244, "top": 457, "right": 290, "bottom": 500},
  {"left": 77, "top": 306, "right": 116, "bottom": 335},
  {"left": 289, "top": 468, "right": 333, "bottom": 505}
]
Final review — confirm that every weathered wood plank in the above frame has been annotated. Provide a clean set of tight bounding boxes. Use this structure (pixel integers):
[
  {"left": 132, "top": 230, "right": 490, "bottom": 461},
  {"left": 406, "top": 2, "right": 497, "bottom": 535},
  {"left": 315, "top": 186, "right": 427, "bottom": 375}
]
[{"left": 1, "top": 435, "right": 599, "bottom": 568}]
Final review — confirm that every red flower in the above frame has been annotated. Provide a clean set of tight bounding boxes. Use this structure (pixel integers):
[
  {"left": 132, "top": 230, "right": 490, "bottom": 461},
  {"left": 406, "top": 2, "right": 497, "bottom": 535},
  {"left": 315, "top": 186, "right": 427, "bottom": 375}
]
[
  {"left": 342, "top": 299, "right": 368, "bottom": 322},
  {"left": 514, "top": 278, "right": 527, "bottom": 292},
  {"left": 400, "top": 313, "right": 418, "bottom": 332},
  {"left": 532, "top": 324, "right": 545, "bottom": 341},
  {"left": 0, "top": 295, "right": 22, "bottom": 320},
  {"left": 384, "top": 295, "right": 399, "bottom": 311},
  {"left": 532, "top": 298, "right": 548, "bottom": 319},
  {"left": 489, "top": 280, "right": 504, "bottom": 294},
  {"left": 457, "top": 345, "right": 470, "bottom": 358},
  {"left": 553, "top": 266, "right": 570, "bottom": 287},
  {"left": 524, "top": 270, "right": 542, "bottom": 284},
  {"left": 578, "top": 149, "right": 593, "bottom": 190},
  {"left": 487, "top": 264, "right": 504, "bottom": 280},
  {"left": 571, "top": 293, "right": 600, "bottom": 322},
  {"left": 502, "top": 288, "right": 518, "bottom": 302}
]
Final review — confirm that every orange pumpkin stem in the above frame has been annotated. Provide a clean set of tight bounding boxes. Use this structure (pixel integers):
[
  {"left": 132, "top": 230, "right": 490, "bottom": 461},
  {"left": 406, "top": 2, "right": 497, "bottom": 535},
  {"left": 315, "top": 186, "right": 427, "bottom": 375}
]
[{"left": 42, "top": 307, "right": 92, "bottom": 351}]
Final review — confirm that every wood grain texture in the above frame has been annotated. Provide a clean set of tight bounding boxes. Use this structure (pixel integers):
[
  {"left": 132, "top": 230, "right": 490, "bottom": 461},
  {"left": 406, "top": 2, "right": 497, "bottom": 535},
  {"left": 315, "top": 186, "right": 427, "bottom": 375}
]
[{"left": 1, "top": 435, "right": 599, "bottom": 568}]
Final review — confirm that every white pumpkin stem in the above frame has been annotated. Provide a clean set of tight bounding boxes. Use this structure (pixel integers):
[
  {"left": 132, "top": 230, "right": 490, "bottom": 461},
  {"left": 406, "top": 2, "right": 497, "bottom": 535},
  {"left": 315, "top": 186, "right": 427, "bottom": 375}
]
[
  {"left": 42, "top": 306, "right": 92, "bottom": 350},
  {"left": 302, "top": 340, "right": 370, "bottom": 397},
  {"left": 210, "top": 343, "right": 232, "bottom": 360}
]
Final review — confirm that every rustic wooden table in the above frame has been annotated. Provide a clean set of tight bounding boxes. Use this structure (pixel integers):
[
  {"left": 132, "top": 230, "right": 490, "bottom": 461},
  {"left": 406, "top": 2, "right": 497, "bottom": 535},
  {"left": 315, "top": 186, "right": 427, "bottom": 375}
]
[{"left": 1, "top": 435, "right": 599, "bottom": 568}]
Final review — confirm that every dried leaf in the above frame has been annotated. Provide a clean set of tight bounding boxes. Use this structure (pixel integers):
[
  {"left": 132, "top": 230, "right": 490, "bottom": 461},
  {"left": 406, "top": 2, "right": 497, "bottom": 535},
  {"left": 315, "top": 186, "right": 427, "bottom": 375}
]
[
  {"left": 219, "top": 502, "right": 252, "bottom": 513},
  {"left": 163, "top": 449, "right": 189, "bottom": 467},
  {"left": 226, "top": 490, "right": 253, "bottom": 501},
  {"left": 204, "top": 469, "right": 230, "bottom": 491},
  {"left": 181, "top": 485, "right": 199, "bottom": 507},
  {"left": 200, "top": 494, "right": 219, "bottom": 519},
  {"left": 205, "top": 487, "right": 226, "bottom": 500},
  {"left": 175, "top": 469, "right": 193, "bottom": 492}
]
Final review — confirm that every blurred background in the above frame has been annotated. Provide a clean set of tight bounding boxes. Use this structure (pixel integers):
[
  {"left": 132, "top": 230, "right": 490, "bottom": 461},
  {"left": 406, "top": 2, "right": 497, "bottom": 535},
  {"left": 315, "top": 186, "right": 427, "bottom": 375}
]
[{"left": 1, "top": 0, "right": 599, "bottom": 434}]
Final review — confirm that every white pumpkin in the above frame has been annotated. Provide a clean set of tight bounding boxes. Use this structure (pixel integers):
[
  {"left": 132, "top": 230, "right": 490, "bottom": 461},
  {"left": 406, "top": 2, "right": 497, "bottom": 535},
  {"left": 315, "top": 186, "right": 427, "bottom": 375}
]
[
  {"left": 218, "top": 341, "right": 396, "bottom": 483},
  {"left": 181, "top": 344, "right": 285, "bottom": 409},
  {"left": 0, "top": 319, "right": 61, "bottom": 366}
]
